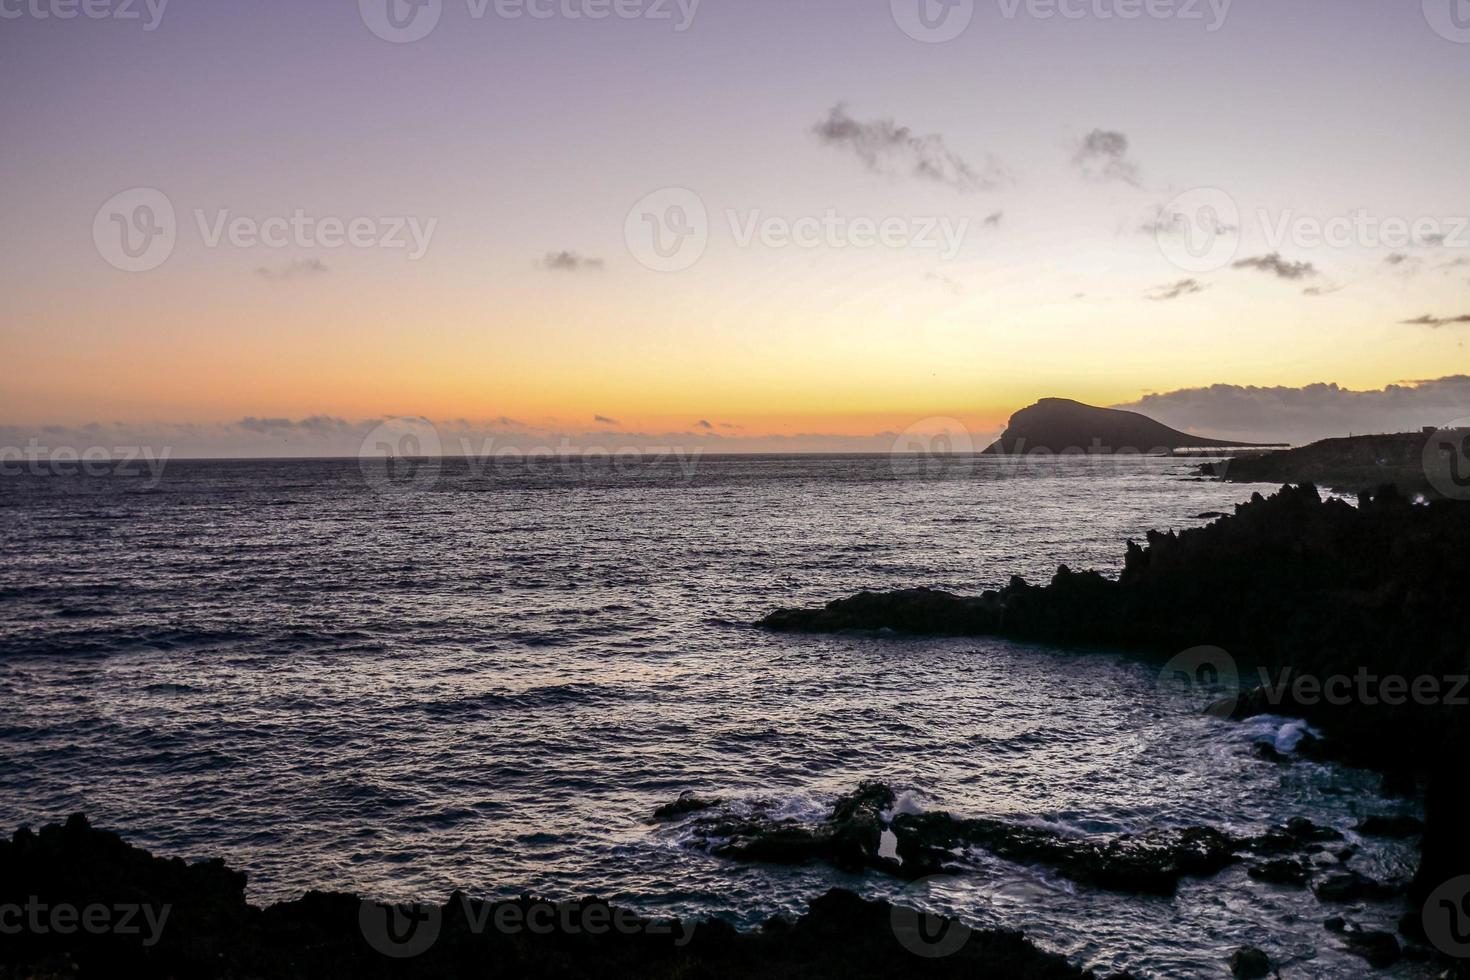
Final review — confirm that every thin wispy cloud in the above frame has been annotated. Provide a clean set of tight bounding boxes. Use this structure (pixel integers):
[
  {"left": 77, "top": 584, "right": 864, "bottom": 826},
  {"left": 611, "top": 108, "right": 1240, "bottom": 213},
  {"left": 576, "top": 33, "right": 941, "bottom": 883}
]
[
  {"left": 256, "top": 258, "right": 329, "bottom": 281},
  {"left": 695, "top": 419, "right": 713, "bottom": 429},
  {"left": 1232, "top": 252, "right": 1319, "bottom": 281},
  {"left": 983, "top": 210, "right": 1004, "bottom": 227},
  {"left": 1146, "top": 278, "right": 1208, "bottom": 301},
  {"left": 812, "top": 104, "right": 1006, "bottom": 192},
  {"left": 1073, "top": 129, "right": 1140, "bottom": 187},
  {"left": 593, "top": 414, "right": 619, "bottom": 425},
  {"left": 542, "top": 251, "right": 605, "bottom": 272},
  {"left": 1401, "top": 313, "right": 1470, "bottom": 328}
]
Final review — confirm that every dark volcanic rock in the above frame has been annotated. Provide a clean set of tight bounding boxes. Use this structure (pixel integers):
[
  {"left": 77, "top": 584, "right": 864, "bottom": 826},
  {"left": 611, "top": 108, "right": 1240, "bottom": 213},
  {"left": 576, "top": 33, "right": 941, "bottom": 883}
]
[
  {"left": 890, "top": 813, "right": 1238, "bottom": 896},
  {"left": 1340, "top": 928, "right": 1401, "bottom": 968},
  {"left": 1229, "top": 944, "right": 1271, "bottom": 978},
  {"left": 1312, "top": 870, "right": 1398, "bottom": 903},
  {"left": 666, "top": 783, "right": 1245, "bottom": 895},
  {"left": 0, "top": 815, "right": 1091, "bottom": 980},
  {"left": 759, "top": 485, "right": 1470, "bottom": 897},
  {"left": 1248, "top": 858, "right": 1310, "bottom": 887},
  {"left": 1354, "top": 815, "right": 1424, "bottom": 839},
  {"left": 653, "top": 791, "right": 721, "bottom": 821}
]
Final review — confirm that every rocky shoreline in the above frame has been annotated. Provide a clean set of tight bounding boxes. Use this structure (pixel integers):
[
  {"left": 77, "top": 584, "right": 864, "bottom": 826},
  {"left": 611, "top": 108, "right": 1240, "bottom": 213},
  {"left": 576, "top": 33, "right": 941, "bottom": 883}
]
[
  {"left": 759, "top": 485, "right": 1470, "bottom": 909},
  {"left": 0, "top": 813, "right": 1104, "bottom": 979}
]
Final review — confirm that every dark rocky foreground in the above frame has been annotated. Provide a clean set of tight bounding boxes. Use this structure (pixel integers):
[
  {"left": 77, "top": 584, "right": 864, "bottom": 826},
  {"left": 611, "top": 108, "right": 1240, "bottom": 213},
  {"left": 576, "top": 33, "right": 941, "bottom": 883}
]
[
  {"left": 758, "top": 485, "right": 1470, "bottom": 904},
  {"left": 0, "top": 814, "right": 1101, "bottom": 980}
]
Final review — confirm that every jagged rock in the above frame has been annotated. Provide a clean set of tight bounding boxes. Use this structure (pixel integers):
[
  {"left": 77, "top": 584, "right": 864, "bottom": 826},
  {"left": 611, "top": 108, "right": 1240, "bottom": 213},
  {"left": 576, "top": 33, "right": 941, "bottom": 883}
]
[
  {"left": 1229, "top": 944, "right": 1271, "bottom": 978},
  {"left": 759, "top": 485, "right": 1470, "bottom": 911},
  {"left": 1312, "top": 870, "right": 1398, "bottom": 903},
  {"left": 1340, "top": 928, "right": 1401, "bottom": 968},
  {"left": 1354, "top": 815, "right": 1424, "bottom": 839},
  {"left": 1248, "top": 859, "right": 1309, "bottom": 887},
  {"left": 652, "top": 791, "right": 721, "bottom": 821},
  {"left": 0, "top": 815, "right": 1090, "bottom": 980}
]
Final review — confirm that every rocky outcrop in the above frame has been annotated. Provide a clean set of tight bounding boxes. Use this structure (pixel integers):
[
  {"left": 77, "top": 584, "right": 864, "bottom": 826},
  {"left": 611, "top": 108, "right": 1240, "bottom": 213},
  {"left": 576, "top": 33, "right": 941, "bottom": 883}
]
[
  {"left": 661, "top": 783, "right": 1377, "bottom": 899},
  {"left": 758, "top": 485, "right": 1470, "bottom": 905},
  {"left": 0, "top": 814, "right": 1092, "bottom": 980},
  {"left": 1204, "top": 431, "right": 1445, "bottom": 499},
  {"left": 984, "top": 398, "right": 1274, "bottom": 454}
]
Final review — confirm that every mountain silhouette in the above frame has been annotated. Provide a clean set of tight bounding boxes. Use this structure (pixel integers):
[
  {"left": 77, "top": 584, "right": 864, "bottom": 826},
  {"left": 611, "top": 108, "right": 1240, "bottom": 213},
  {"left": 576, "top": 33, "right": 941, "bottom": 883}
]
[{"left": 984, "top": 397, "right": 1277, "bottom": 454}]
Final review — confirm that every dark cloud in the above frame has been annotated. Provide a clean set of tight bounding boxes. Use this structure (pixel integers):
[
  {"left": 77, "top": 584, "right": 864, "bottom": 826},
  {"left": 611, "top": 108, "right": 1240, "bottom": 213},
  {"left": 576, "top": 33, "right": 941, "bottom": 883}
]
[
  {"left": 1146, "top": 278, "right": 1208, "bottom": 301},
  {"left": 542, "top": 251, "right": 605, "bottom": 272},
  {"left": 593, "top": 414, "right": 619, "bottom": 425},
  {"left": 983, "top": 210, "right": 1003, "bottom": 227},
  {"left": 1073, "top": 129, "right": 1140, "bottom": 186},
  {"left": 256, "top": 258, "right": 329, "bottom": 281},
  {"left": 695, "top": 419, "right": 713, "bottom": 429},
  {"left": 1402, "top": 313, "right": 1470, "bottom": 328},
  {"left": 812, "top": 104, "right": 1005, "bottom": 192},
  {"left": 1232, "top": 252, "right": 1319, "bottom": 281},
  {"left": 1115, "top": 376, "right": 1470, "bottom": 446}
]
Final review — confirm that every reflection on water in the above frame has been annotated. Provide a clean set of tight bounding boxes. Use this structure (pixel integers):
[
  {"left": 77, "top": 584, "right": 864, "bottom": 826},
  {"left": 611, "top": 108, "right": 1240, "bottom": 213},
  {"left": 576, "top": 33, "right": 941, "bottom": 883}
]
[{"left": 0, "top": 456, "right": 1430, "bottom": 976}]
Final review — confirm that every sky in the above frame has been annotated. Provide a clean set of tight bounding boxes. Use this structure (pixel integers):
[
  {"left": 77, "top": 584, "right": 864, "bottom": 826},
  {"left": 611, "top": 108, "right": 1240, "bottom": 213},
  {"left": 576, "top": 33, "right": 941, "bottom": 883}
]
[{"left": 2, "top": 0, "right": 1468, "bottom": 455}]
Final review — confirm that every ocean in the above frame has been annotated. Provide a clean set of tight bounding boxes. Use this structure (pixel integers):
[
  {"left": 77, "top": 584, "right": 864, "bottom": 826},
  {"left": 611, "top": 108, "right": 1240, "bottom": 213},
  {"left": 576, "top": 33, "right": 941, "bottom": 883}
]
[{"left": 0, "top": 454, "right": 1428, "bottom": 977}]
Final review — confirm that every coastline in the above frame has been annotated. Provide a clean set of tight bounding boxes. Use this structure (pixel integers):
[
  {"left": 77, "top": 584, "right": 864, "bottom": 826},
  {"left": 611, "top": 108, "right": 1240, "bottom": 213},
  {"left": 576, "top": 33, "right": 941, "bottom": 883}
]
[{"left": 0, "top": 813, "right": 1098, "bottom": 980}]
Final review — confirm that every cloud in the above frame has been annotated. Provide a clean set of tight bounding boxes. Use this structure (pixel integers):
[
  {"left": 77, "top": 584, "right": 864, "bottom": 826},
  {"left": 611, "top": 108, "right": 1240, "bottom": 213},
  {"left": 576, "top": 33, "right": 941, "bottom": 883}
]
[
  {"left": 695, "top": 419, "right": 713, "bottom": 429},
  {"left": 1146, "top": 278, "right": 1208, "bottom": 301},
  {"left": 812, "top": 104, "right": 1005, "bottom": 192},
  {"left": 1302, "top": 283, "right": 1343, "bottom": 296},
  {"left": 1401, "top": 313, "right": 1470, "bottom": 328},
  {"left": 1, "top": 416, "right": 966, "bottom": 458},
  {"left": 1384, "top": 252, "right": 1413, "bottom": 266},
  {"left": 542, "top": 250, "right": 604, "bottom": 272},
  {"left": 593, "top": 414, "right": 619, "bottom": 425},
  {"left": 1232, "top": 252, "right": 1319, "bottom": 281},
  {"left": 983, "top": 210, "right": 1003, "bottom": 227},
  {"left": 256, "top": 258, "right": 329, "bottom": 281},
  {"left": 1073, "top": 129, "right": 1140, "bottom": 186},
  {"left": 1137, "top": 202, "right": 1237, "bottom": 238},
  {"left": 1114, "top": 375, "right": 1470, "bottom": 445}
]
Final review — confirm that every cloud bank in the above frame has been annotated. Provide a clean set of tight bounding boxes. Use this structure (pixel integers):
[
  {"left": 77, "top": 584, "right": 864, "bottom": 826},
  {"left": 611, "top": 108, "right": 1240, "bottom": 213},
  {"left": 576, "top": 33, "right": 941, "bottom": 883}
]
[{"left": 1114, "top": 375, "right": 1470, "bottom": 445}]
